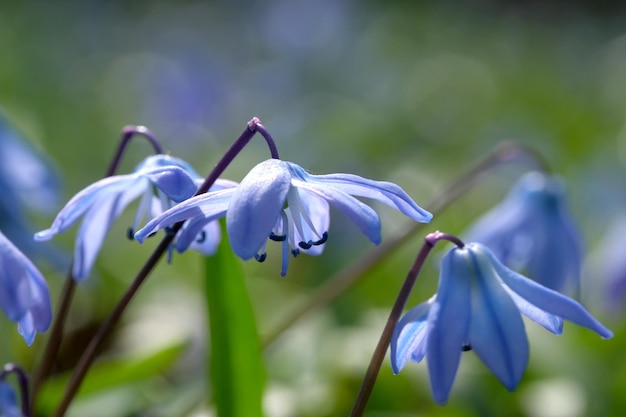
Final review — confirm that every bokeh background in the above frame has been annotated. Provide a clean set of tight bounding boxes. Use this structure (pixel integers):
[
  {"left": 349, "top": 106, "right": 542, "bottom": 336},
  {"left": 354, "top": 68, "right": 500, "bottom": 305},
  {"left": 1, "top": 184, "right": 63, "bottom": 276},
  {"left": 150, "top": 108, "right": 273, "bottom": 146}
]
[{"left": 1, "top": 1, "right": 625, "bottom": 416}]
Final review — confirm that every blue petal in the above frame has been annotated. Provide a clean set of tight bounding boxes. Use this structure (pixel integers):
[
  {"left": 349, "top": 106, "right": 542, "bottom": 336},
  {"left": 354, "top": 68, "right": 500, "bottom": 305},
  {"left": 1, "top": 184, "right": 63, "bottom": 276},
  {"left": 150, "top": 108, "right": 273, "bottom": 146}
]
[
  {"left": 34, "top": 175, "right": 137, "bottom": 241},
  {"left": 287, "top": 163, "right": 433, "bottom": 223},
  {"left": 427, "top": 247, "right": 472, "bottom": 405},
  {"left": 227, "top": 159, "right": 291, "bottom": 260},
  {"left": 135, "top": 188, "right": 234, "bottom": 243},
  {"left": 484, "top": 244, "right": 613, "bottom": 339},
  {"left": 0, "top": 232, "right": 35, "bottom": 321},
  {"left": 503, "top": 286, "right": 563, "bottom": 334},
  {"left": 466, "top": 246, "right": 529, "bottom": 391},
  {"left": 0, "top": 382, "right": 23, "bottom": 417},
  {"left": 176, "top": 215, "right": 223, "bottom": 254},
  {"left": 390, "top": 298, "right": 433, "bottom": 374},
  {"left": 72, "top": 181, "right": 146, "bottom": 279},
  {"left": 293, "top": 179, "right": 382, "bottom": 244},
  {"left": 144, "top": 165, "right": 198, "bottom": 203}
]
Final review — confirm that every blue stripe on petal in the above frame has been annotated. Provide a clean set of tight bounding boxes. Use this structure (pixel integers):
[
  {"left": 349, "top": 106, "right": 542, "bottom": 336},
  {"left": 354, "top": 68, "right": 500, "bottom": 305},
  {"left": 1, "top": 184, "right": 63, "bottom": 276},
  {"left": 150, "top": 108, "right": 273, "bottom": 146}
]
[
  {"left": 293, "top": 167, "right": 432, "bottom": 223},
  {"left": 484, "top": 244, "right": 613, "bottom": 339},
  {"left": 293, "top": 180, "right": 382, "bottom": 244},
  {"left": 391, "top": 298, "right": 433, "bottom": 374},
  {"left": 467, "top": 247, "right": 528, "bottom": 391},
  {"left": 427, "top": 247, "right": 472, "bottom": 405},
  {"left": 227, "top": 159, "right": 291, "bottom": 260}
]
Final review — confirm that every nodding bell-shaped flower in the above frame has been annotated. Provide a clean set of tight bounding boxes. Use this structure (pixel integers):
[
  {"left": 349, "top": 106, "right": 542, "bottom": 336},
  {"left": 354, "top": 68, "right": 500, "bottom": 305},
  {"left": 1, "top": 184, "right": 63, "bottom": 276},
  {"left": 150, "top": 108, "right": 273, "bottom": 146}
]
[
  {"left": 34, "top": 154, "right": 199, "bottom": 280},
  {"left": 0, "top": 231, "right": 52, "bottom": 345},
  {"left": 136, "top": 158, "right": 432, "bottom": 276},
  {"left": 0, "top": 381, "right": 23, "bottom": 417},
  {"left": 464, "top": 171, "right": 583, "bottom": 294},
  {"left": 390, "top": 243, "right": 611, "bottom": 405}
]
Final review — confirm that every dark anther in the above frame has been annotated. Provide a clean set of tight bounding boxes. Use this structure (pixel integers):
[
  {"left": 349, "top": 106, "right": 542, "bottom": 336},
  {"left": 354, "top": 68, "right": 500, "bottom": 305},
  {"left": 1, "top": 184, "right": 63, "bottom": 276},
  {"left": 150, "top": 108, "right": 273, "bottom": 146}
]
[
  {"left": 269, "top": 232, "right": 287, "bottom": 242},
  {"left": 462, "top": 343, "right": 472, "bottom": 352},
  {"left": 298, "top": 232, "right": 329, "bottom": 249},
  {"left": 196, "top": 231, "right": 206, "bottom": 243},
  {"left": 127, "top": 227, "right": 135, "bottom": 240},
  {"left": 255, "top": 253, "right": 267, "bottom": 262},
  {"left": 291, "top": 248, "right": 300, "bottom": 257}
]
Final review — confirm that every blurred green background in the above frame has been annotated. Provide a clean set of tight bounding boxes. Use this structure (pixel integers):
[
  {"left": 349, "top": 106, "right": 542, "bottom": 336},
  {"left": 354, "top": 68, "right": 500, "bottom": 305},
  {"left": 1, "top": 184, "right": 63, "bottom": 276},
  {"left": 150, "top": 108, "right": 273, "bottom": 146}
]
[{"left": 1, "top": 1, "right": 625, "bottom": 416}]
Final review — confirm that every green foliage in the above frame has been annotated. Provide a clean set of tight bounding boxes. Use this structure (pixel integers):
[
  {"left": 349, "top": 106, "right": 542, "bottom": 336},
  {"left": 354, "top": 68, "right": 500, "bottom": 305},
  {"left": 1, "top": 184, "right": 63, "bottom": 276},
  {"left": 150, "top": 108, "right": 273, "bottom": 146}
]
[{"left": 205, "top": 222, "right": 265, "bottom": 417}]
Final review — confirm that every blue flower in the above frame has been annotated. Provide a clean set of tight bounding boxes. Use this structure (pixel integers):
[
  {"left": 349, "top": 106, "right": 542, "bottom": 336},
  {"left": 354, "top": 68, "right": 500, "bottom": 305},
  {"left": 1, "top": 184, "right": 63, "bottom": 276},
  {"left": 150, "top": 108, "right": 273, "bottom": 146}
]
[
  {"left": 0, "top": 113, "right": 62, "bottom": 261},
  {"left": 0, "top": 230, "right": 52, "bottom": 345},
  {"left": 34, "top": 154, "right": 199, "bottom": 280},
  {"left": 464, "top": 171, "right": 583, "bottom": 294},
  {"left": 0, "top": 381, "right": 23, "bottom": 417},
  {"left": 390, "top": 243, "right": 612, "bottom": 405},
  {"left": 136, "top": 158, "right": 432, "bottom": 275}
]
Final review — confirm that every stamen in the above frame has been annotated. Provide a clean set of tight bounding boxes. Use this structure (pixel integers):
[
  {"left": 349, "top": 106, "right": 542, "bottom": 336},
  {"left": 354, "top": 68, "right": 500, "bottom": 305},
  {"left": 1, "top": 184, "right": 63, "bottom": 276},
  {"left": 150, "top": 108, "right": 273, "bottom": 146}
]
[
  {"left": 298, "top": 232, "right": 329, "bottom": 249},
  {"left": 462, "top": 343, "right": 472, "bottom": 352},
  {"left": 269, "top": 232, "right": 287, "bottom": 242},
  {"left": 255, "top": 253, "right": 267, "bottom": 262},
  {"left": 127, "top": 227, "right": 135, "bottom": 240},
  {"left": 291, "top": 248, "right": 300, "bottom": 257},
  {"left": 196, "top": 231, "right": 206, "bottom": 243}
]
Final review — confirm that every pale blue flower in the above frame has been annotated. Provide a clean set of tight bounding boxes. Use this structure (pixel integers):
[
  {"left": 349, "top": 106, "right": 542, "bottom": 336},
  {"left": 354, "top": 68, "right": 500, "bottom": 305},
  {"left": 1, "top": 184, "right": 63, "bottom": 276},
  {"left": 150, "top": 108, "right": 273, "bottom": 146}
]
[
  {"left": 465, "top": 171, "right": 582, "bottom": 294},
  {"left": 34, "top": 154, "right": 199, "bottom": 280},
  {"left": 391, "top": 243, "right": 612, "bottom": 404},
  {"left": 0, "top": 230, "right": 52, "bottom": 345},
  {"left": 136, "top": 158, "right": 432, "bottom": 275},
  {"left": 0, "top": 113, "right": 62, "bottom": 262},
  {"left": 0, "top": 382, "right": 23, "bottom": 417}
]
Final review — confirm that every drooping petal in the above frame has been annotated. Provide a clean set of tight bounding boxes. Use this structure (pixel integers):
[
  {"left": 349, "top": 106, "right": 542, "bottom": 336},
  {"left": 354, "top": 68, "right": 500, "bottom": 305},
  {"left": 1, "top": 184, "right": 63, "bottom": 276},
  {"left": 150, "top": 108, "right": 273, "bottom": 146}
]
[
  {"left": 427, "top": 247, "right": 472, "bottom": 405},
  {"left": 144, "top": 165, "right": 198, "bottom": 203},
  {"left": 0, "top": 233, "right": 34, "bottom": 321},
  {"left": 34, "top": 175, "right": 137, "bottom": 241},
  {"left": 293, "top": 179, "right": 382, "bottom": 244},
  {"left": 227, "top": 159, "right": 292, "bottom": 260},
  {"left": 135, "top": 188, "right": 234, "bottom": 243},
  {"left": 503, "top": 286, "right": 563, "bottom": 334},
  {"left": 485, "top": 244, "right": 613, "bottom": 339},
  {"left": 467, "top": 246, "right": 529, "bottom": 391},
  {"left": 391, "top": 297, "right": 434, "bottom": 374},
  {"left": 176, "top": 214, "right": 223, "bottom": 254},
  {"left": 286, "top": 162, "right": 433, "bottom": 223},
  {"left": 0, "top": 381, "right": 23, "bottom": 417}
]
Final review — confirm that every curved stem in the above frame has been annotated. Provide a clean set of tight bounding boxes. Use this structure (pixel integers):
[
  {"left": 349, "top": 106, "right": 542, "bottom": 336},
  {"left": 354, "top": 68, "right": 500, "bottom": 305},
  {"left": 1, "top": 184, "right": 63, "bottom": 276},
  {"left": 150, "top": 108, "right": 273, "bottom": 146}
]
[
  {"left": 348, "top": 231, "right": 463, "bottom": 417},
  {"left": 52, "top": 117, "right": 278, "bottom": 417},
  {"left": 263, "top": 140, "right": 538, "bottom": 348},
  {"left": 30, "top": 126, "right": 165, "bottom": 411},
  {"left": 1, "top": 363, "right": 30, "bottom": 417}
]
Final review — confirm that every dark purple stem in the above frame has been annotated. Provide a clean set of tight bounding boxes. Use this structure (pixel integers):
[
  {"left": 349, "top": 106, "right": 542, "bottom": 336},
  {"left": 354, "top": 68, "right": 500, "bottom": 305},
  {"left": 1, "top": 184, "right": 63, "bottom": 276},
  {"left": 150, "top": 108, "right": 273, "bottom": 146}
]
[
  {"left": 349, "top": 231, "right": 464, "bottom": 417},
  {"left": 106, "top": 125, "right": 164, "bottom": 177},
  {"left": 52, "top": 117, "right": 278, "bottom": 417},
  {"left": 31, "top": 126, "right": 165, "bottom": 412},
  {"left": 1, "top": 363, "right": 30, "bottom": 417}
]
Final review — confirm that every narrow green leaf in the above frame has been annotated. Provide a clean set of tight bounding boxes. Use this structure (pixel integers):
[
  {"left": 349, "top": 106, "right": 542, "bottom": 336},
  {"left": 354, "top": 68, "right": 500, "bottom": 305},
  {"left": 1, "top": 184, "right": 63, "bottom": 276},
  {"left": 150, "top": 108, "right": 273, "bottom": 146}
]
[
  {"left": 205, "top": 222, "right": 265, "bottom": 417},
  {"left": 36, "top": 341, "right": 187, "bottom": 414}
]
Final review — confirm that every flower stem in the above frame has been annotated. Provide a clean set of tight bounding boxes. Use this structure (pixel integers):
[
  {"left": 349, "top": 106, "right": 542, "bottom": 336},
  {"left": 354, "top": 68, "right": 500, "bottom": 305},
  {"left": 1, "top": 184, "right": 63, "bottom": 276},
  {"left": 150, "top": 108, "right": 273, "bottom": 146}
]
[
  {"left": 51, "top": 117, "right": 277, "bottom": 417},
  {"left": 1, "top": 363, "right": 30, "bottom": 417},
  {"left": 263, "top": 140, "right": 539, "bottom": 348},
  {"left": 348, "top": 231, "right": 463, "bottom": 417},
  {"left": 30, "top": 126, "right": 166, "bottom": 412}
]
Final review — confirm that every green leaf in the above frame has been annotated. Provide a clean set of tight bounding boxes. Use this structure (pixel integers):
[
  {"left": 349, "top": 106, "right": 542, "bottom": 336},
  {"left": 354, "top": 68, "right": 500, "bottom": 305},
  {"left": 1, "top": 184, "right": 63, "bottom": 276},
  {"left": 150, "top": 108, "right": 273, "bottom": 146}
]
[
  {"left": 204, "top": 222, "right": 265, "bottom": 417},
  {"left": 36, "top": 341, "right": 187, "bottom": 414}
]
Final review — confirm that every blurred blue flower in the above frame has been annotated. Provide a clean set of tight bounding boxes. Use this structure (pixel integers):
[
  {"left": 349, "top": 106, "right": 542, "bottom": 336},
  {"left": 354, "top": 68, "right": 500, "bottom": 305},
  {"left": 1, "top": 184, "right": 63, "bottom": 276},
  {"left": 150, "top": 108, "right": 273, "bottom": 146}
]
[
  {"left": 464, "top": 171, "right": 582, "bottom": 294},
  {"left": 0, "top": 381, "right": 23, "bottom": 417},
  {"left": 34, "top": 154, "right": 199, "bottom": 280},
  {"left": 592, "top": 215, "right": 626, "bottom": 312},
  {"left": 136, "top": 158, "right": 433, "bottom": 275},
  {"left": 0, "top": 230, "right": 52, "bottom": 346},
  {"left": 0, "top": 114, "right": 62, "bottom": 260},
  {"left": 390, "top": 243, "right": 612, "bottom": 404}
]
